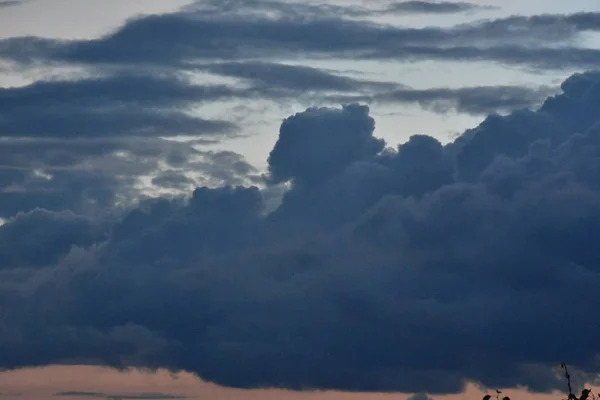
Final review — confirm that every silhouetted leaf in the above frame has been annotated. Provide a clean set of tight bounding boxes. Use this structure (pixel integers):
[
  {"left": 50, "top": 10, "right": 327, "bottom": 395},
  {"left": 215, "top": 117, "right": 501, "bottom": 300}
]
[
  {"left": 581, "top": 389, "right": 592, "bottom": 400},
  {"left": 483, "top": 395, "right": 491, "bottom": 400}
]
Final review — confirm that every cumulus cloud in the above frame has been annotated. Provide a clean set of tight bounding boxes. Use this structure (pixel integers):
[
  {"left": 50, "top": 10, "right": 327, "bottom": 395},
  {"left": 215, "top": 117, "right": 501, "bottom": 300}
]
[
  {"left": 267, "top": 104, "right": 385, "bottom": 187},
  {"left": 0, "top": 55, "right": 552, "bottom": 221},
  {"left": 0, "top": 209, "right": 105, "bottom": 269},
  {"left": 3, "top": 70, "right": 600, "bottom": 394}
]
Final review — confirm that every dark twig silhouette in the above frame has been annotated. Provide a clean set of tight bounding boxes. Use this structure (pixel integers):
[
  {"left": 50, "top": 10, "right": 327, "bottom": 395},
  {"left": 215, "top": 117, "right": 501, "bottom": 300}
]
[
  {"left": 481, "top": 363, "right": 594, "bottom": 400},
  {"left": 561, "top": 362, "right": 575, "bottom": 400}
]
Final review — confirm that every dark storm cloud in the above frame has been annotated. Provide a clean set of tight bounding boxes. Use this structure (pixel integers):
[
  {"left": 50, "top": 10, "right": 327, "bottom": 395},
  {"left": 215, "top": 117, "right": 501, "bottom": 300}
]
[
  {"left": 267, "top": 104, "right": 385, "bottom": 187},
  {"left": 4, "top": 71, "right": 600, "bottom": 394},
  {"left": 0, "top": 73, "right": 237, "bottom": 138},
  {"left": 0, "top": 209, "right": 105, "bottom": 269},
  {"left": 1, "top": 9, "right": 599, "bottom": 70},
  {"left": 387, "top": 1, "right": 489, "bottom": 14}
]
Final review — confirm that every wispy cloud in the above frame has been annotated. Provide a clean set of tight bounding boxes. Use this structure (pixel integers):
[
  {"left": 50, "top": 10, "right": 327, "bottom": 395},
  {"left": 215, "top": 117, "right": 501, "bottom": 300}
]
[
  {"left": 386, "top": 1, "right": 493, "bottom": 14},
  {"left": 333, "top": 85, "right": 557, "bottom": 115},
  {"left": 1, "top": 10, "right": 598, "bottom": 70}
]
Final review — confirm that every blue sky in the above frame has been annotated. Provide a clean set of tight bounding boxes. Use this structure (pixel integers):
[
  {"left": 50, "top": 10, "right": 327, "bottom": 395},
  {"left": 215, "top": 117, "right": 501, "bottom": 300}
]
[{"left": 2, "top": 0, "right": 600, "bottom": 398}]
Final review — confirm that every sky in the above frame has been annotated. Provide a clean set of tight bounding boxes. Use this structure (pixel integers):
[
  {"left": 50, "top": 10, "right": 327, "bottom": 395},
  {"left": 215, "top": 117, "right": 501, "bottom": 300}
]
[{"left": 2, "top": 0, "right": 600, "bottom": 399}]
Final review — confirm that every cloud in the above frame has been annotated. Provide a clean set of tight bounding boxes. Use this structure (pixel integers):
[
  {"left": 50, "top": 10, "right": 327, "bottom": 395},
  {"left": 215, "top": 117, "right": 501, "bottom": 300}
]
[
  {"left": 0, "top": 209, "right": 105, "bottom": 269},
  {"left": 0, "top": 73, "right": 237, "bottom": 138},
  {"left": 151, "top": 171, "right": 196, "bottom": 191},
  {"left": 1, "top": 9, "right": 599, "bottom": 70},
  {"left": 0, "top": 0, "right": 25, "bottom": 8},
  {"left": 195, "top": 62, "right": 550, "bottom": 115},
  {"left": 0, "top": 136, "right": 262, "bottom": 218},
  {"left": 0, "top": 67, "right": 283, "bottom": 216},
  {"left": 188, "top": 150, "right": 263, "bottom": 187},
  {"left": 333, "top": 85, "right": 556, "bottom": 115},
  {"left": 266, "top": 104, "right": 385, "bottom": 187},
  {"left": 386, "top": 1, "right": 489, "bottom": 14},
  {"left": 55, "top": 392, "right": 185, "bottom": 399},
  {"left": 4, "top": 70, "right": 600, "bottom": 394},
  {"left": 196, "top": 61, "right": 398, "bottom": 94},
  {"left": 0, "top": 137, "right": 194, "bottom": 217},
  {"left": 0, "top": 56, "right": 552, "bottom": 222},
  {"left": 185, "top": 0, "right": 371, "bottom": 19}
]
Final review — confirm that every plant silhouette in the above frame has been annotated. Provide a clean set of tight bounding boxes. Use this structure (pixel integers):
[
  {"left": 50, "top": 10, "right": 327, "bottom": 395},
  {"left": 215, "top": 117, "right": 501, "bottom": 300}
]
[{"left": 481, "top": 364, "right": 595, "bottom": 400}]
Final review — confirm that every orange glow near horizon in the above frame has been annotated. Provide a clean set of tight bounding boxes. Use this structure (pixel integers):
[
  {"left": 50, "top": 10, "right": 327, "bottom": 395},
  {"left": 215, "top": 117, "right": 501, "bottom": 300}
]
[{"left": 0, "top": 365, "right": 590, "bottom": 400}]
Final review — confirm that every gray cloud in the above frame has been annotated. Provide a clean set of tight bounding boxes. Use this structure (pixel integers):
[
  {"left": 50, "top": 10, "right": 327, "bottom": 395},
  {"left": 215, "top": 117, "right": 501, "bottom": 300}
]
[
  {"left": 0, "top": 209, "right": 105, "bottom": 269},
  {"left": 0, "top": 136, "right": 261, "bottom": 218},
  {"left": 267, "top": 104, "right": 385, "bottom": 187},
  {"left": 0, "top": 0, "right": 25, "bottom": 8},
  {"left": 189, "top": 150, "right": 263, "bottom": 187},
  {"left": 196, "top": 61, "right": 399, "bottom": 94},
  {"left": 0, "top": 56, "right": 553, "bottom": 221},
  {"left": 334, "top": 85, "right": 556, "bottom": 115},
  {"left": 184, "top": 0, "right": 371, "bottom": 19},
  {"left": 4, "top": 0, "right": 600, "bottom": 394},
  {"left": 0, "top": 137, "right": 196, "bottom": 217},
  {"left": 0, "top": 73, "right": 237, "bottom": 138},
  {"left": 386, "top": 1, "right": 490, "bottom": 14},
  {"left": 195, "top": 61, "right": 551, "bottom": 115},
  {"left": 1, "top": 9, "right": 598, "bottom": 70},
  {"left": 3, "top": 71, "right": 600, "bottom": 394},
  {"left": 151, "top": 171, "right": 196, "bottom": 191}
]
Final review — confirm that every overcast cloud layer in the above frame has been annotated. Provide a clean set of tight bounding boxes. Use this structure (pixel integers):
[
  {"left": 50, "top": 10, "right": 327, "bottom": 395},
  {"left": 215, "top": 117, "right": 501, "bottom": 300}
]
[{"left": 2, "top": 0, "right": 600, "bottom": 396}]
